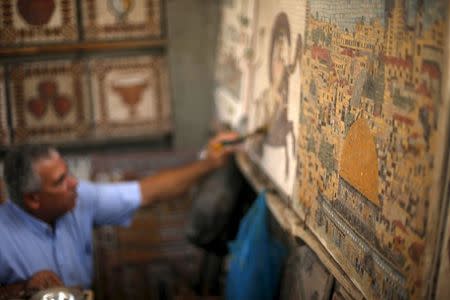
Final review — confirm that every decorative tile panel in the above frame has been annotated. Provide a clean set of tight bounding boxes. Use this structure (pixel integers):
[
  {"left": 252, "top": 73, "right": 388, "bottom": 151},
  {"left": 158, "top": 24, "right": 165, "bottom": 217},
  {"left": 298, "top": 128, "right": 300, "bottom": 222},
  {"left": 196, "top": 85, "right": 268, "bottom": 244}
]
[
  {"left": 89, "top": 55, "right": 172, "bottom": 139},
  {"left": 81, "top": 0, "right": 162, "bottom": 41},
  {"left": 9, "top": 59, "right": 90, "bottom": 144},
  {"left": 0, "top": 0, "right": 78, "bottom": 46}
]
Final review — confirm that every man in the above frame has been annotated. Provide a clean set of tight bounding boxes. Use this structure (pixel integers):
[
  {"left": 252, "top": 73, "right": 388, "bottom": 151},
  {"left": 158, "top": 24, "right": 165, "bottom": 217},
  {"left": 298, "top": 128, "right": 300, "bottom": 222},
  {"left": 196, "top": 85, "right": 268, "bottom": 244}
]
[{"left": 0, "top": 132, "right": 238, "bottom": 299}]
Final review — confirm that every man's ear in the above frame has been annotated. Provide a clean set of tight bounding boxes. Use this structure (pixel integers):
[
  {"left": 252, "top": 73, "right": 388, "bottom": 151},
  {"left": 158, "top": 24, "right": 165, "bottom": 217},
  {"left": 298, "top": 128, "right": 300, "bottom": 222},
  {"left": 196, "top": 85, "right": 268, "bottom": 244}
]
[{"left": 23, "top": 192, "right": 40, "bottom": 211}]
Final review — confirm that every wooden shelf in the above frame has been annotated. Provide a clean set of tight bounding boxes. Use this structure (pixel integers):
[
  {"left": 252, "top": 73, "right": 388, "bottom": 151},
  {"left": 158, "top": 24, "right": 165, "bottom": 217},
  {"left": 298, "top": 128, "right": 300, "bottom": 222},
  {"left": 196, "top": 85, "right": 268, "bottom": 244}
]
[{"left": 0, "top": 39, "right": 167, "bottom": 57}]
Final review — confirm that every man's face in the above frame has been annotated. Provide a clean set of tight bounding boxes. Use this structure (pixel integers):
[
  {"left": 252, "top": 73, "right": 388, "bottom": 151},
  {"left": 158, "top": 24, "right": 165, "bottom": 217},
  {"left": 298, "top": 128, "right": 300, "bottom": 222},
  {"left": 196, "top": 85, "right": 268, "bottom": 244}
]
[{"left": 33, "top": 152, "right": 79, "bottom": 222}]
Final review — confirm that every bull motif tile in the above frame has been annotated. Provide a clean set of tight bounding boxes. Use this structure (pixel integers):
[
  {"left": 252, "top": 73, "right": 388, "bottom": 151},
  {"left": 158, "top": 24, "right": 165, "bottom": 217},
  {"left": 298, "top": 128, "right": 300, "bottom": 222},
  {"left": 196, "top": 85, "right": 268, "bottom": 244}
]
[{"left": 89, "top": 55, "right": 172, "bottom": 139}]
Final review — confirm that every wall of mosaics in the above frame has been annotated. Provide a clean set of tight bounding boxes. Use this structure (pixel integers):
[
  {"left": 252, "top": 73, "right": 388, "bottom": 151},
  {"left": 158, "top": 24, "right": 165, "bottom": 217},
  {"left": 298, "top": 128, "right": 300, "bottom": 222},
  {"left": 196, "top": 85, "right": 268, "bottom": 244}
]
[
  {"left": 0, "top": 1, "right": 222, "bottom": 299},
  {"left": 215, "top": 0, "right": 450, "bottom": 299},
  {"left": 0, "top": 0, "right": 172, "bottom": 144},
  {"left": 0, "top": 0, "right": 220, "bottom": 149}
]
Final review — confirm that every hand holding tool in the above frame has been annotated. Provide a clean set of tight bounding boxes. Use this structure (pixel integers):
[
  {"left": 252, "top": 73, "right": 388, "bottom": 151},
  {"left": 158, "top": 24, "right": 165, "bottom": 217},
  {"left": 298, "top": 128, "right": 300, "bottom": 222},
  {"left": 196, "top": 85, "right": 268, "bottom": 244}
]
[{"left": 220, "top": 125, "right": 268, "bottom": 146}]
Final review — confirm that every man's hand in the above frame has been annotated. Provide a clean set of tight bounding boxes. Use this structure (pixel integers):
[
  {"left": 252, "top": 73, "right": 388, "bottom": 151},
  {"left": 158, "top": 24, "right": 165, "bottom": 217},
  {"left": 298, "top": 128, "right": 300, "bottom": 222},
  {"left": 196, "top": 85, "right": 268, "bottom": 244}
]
[
  {"left": 138, "top": 131, "right": 241, "bottom": 206},
  {"left": 25, "top": 270, "right": 63, "bottom": 295},
  {"left": 205, "top": 131, "right": 240, "bottom": 168},
  {"left": 0, "top": 270, "right": 63, "bottom": 300}
]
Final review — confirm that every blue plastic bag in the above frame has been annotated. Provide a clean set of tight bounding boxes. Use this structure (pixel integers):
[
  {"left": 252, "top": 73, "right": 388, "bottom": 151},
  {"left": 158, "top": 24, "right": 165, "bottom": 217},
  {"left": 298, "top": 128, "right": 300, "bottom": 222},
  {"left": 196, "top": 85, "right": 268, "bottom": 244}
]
[{"left": 226, "top": 191, "right": 287, "bottom": 300}]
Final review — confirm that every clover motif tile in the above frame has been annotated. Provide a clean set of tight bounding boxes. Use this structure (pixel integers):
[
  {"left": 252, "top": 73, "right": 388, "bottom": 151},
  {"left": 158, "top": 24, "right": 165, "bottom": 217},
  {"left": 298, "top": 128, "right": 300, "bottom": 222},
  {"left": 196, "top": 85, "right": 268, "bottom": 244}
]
[{"left": 9, "top": 59, "right": 90, "bottom": 144}]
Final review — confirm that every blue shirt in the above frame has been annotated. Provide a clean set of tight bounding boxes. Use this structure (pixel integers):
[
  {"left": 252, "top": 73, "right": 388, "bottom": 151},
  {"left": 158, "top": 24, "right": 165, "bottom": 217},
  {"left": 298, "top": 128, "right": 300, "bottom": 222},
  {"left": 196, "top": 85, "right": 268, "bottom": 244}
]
[{"left": 0, "top": 180, "right": 141, "bottom": 288}]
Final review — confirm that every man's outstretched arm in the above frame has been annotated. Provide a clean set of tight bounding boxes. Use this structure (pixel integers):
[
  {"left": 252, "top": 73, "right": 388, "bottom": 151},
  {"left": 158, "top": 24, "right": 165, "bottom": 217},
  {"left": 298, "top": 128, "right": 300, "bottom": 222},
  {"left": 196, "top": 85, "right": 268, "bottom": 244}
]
[{"left": 139, "top": 131, "right": 239, "bottom": 207}]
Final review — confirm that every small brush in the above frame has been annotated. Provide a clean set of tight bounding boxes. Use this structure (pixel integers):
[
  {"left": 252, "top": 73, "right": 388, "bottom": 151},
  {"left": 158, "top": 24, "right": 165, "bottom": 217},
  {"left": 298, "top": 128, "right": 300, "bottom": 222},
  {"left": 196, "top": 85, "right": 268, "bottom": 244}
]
[{"left": 221, "top": 125, "right": 268, "bottom": 146}]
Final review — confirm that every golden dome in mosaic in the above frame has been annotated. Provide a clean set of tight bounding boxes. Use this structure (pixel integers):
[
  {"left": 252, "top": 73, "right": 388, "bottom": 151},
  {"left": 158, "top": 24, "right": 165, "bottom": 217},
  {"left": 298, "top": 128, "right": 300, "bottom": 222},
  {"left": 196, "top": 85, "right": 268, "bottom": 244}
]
[{"left": 339, "top": 118, "right": 379, "bottom": 206}]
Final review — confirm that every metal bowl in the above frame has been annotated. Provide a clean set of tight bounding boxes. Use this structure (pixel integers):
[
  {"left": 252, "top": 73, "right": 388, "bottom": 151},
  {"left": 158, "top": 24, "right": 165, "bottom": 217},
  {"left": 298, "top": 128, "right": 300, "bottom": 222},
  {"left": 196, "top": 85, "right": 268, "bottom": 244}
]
[{"left": 30, "top": 287, "right": 85, "bottom": 300}]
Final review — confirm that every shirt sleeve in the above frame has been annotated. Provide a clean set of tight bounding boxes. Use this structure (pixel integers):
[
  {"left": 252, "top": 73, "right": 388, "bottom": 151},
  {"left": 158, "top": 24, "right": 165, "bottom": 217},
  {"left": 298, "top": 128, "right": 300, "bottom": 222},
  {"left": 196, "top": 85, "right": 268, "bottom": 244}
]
[{"left": 77, "top": 181, "right": 142, "bottom": 227}]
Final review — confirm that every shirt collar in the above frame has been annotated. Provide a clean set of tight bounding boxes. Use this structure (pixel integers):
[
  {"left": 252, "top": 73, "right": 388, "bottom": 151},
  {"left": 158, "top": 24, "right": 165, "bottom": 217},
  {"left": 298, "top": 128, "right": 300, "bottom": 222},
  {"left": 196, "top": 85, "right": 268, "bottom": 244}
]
[{"left": 6, "top": 199, "right": 54, "bottom": 235}]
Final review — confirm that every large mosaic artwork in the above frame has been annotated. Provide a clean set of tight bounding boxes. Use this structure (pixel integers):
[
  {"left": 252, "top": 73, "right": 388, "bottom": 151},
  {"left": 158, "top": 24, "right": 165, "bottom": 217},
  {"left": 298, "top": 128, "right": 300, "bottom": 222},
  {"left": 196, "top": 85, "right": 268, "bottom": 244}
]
[
  {"left": 0, "top": 68, "right": 9, "bottom": 146},
  {"left": 81, "top": 0, "right": 162, "bottom": 41},
  {"left": 295, "top": 0, "right": 448, "bottom": 298},
  {"left": 0, "top": 0, "right": 78, "bottom": 46},
  {"left": 214, "top": 0, "right": 255, "bottom": 129},
  {"left": 89, "top": 55, "right": 172, "bottom": 139},
  {"left": 9, "top": 59, "right": 90, "bottom": 144},
  {"left": 216, "top": 0, "right": 450, "bottom": 298}
]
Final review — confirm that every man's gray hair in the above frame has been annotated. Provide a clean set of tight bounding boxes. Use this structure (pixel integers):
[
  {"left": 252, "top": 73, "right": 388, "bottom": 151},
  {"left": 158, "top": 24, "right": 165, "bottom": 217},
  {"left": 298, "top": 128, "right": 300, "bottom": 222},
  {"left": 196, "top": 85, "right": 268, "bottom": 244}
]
[{"left": 3, "top": 144, "right": 58, "bottom": 207}]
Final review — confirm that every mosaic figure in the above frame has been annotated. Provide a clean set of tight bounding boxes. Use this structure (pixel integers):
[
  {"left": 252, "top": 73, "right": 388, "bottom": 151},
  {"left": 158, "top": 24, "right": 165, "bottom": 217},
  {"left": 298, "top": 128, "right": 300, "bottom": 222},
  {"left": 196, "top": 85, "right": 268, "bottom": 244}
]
[{"left": 264, "top": 12, "right": 302, "bottom": 176}]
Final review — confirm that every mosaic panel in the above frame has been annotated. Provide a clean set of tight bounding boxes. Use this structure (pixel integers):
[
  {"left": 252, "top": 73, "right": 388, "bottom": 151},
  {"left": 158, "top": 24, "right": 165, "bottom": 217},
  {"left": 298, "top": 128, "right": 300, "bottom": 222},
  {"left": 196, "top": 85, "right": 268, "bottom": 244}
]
[
  {"left": 0, "top": 67, "right": 9, "bottom": 145},
  {"left": 9, "top": 59, "right": 90, "bottom": 144},
  {"left": 0, "top": 0, "right": 78, "bottom": 46},
  {"left": 89, "top": 55, "right": 172, "bottom": 139},
  {"left": 294, "top": 0, "right": 449, "bottom": 298},
  {"left": 245, "top": 0, "right": 307, "bottom": 197},
  {"left": 81, "top": 0, "right": 162, "bottom": 41},
  {"left": 214, "top": 0, "right": 255, "bottom": 129},
  {"left": 219, "top": 0, "right": 450, "bottom": 298}
]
